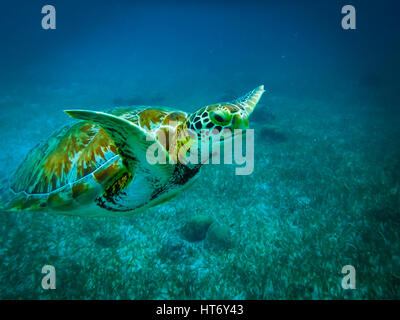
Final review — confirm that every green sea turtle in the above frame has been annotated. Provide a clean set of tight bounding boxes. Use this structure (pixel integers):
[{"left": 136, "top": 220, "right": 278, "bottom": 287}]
[{"left": 0, "top": 85, "right": 265, "bottom": 217}]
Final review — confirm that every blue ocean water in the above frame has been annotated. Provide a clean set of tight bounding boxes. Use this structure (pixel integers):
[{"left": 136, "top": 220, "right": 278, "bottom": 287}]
[{"left": 0, "top": 0, "right": 399, "bottom": 299}]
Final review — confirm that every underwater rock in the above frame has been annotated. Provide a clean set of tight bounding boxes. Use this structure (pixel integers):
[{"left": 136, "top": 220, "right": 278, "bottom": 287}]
[
  {"left": 181, "top": 215, "right": 214, "bottom": 242},
  {"left": 204, "top": 222, "right": 233, "bottom": 250}
]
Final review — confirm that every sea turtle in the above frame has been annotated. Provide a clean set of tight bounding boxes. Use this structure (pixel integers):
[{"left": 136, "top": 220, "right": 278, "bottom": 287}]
[{"left": 0, "top": 85, "right": 265, "bottom": 217}]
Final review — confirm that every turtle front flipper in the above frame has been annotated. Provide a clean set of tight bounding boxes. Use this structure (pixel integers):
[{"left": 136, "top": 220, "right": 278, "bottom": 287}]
[
  {"left": 65, "top": 110, "right": 174, "bottom": 181},
  {"left": 234, "top": 85, "right": 265, "bottom": 116},
  {"left": 65, "top": 110, "right": 176, "bottom": 212}
]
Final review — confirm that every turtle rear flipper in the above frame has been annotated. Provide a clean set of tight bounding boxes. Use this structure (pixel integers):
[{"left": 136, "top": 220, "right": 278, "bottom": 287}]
[{"left": 0, "top": 180, "right": 45, "bottom": 212}]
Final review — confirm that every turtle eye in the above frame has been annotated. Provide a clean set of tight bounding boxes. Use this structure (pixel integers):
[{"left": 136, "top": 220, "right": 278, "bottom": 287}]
[{"left": 210, "top": 109, "right": 232, "bottom": 126}]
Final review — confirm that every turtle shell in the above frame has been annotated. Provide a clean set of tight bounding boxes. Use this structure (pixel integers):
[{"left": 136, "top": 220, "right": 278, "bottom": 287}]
[{"left": 7, "top": 107, "right": 188, "bottom": 212}]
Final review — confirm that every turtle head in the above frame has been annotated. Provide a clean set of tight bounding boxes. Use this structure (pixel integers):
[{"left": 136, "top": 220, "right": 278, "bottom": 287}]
[{"left": 186, "top": 85, "right": 265, "bottom": 138}]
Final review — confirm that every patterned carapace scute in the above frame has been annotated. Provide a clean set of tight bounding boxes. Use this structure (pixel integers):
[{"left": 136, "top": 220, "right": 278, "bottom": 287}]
[{"left": 11, "top": 122, "right": 119, "bottom": 194}]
